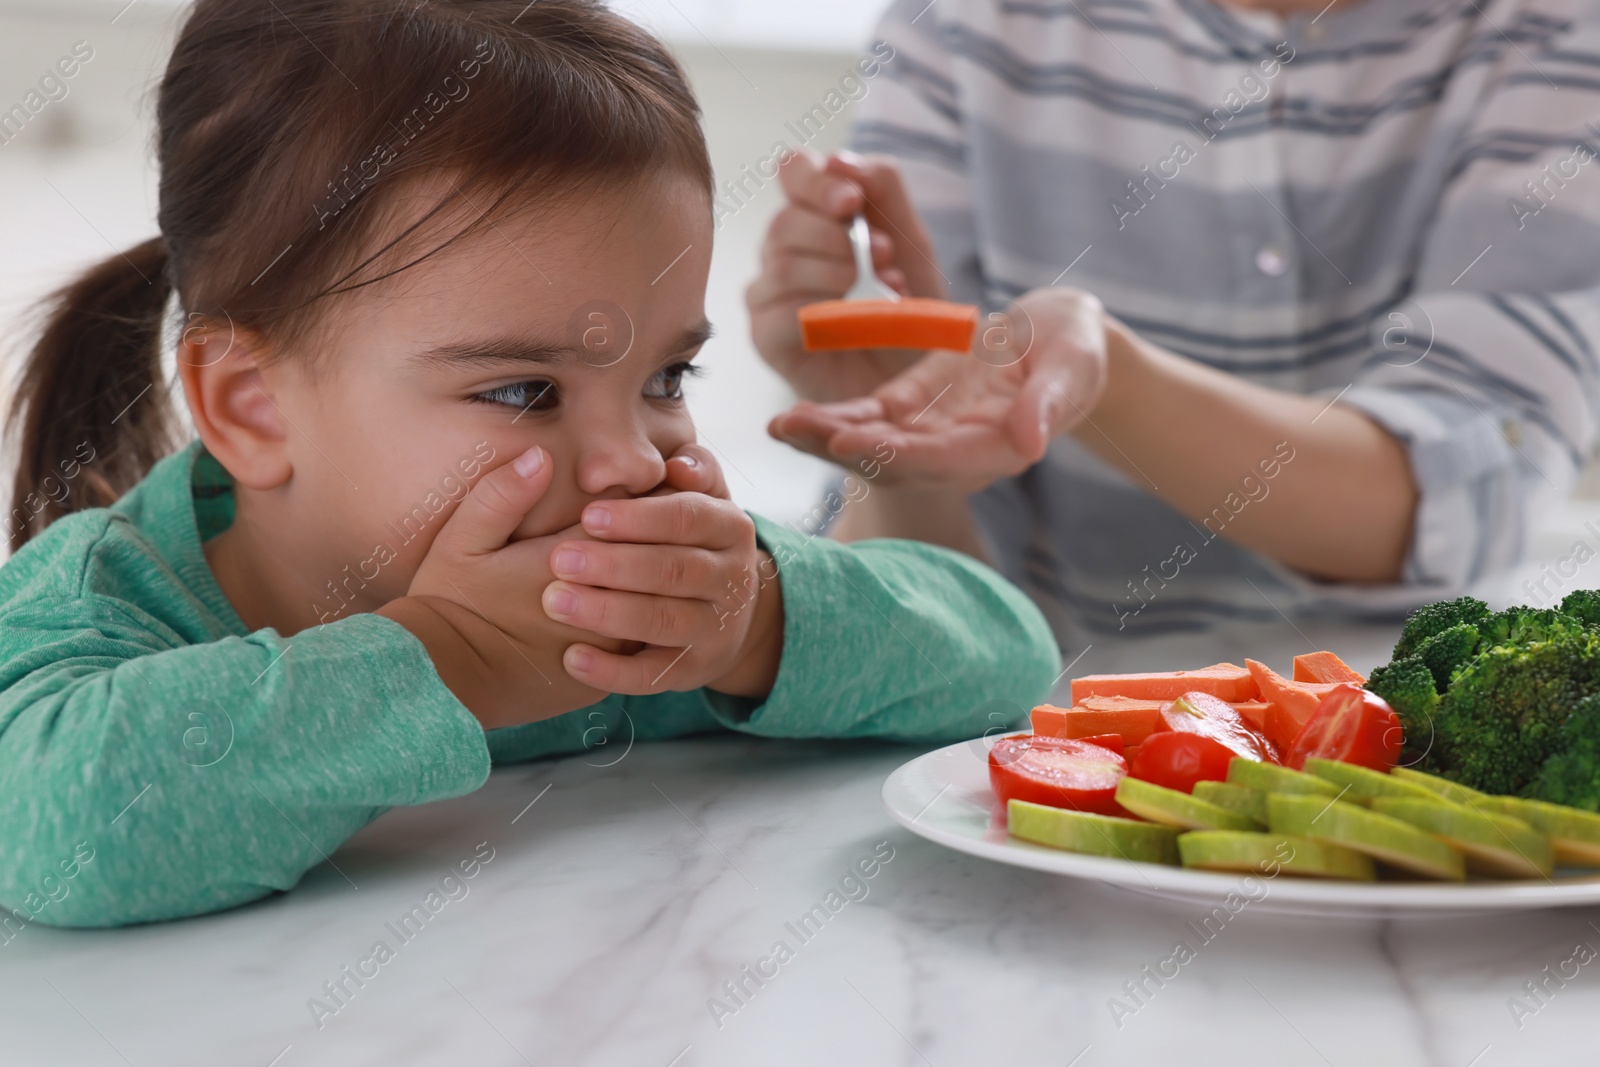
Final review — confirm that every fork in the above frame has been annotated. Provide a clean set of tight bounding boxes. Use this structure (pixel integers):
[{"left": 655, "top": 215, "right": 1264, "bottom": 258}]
[{"left": 843, "top": 213, "right": 901, "bottom": 302}]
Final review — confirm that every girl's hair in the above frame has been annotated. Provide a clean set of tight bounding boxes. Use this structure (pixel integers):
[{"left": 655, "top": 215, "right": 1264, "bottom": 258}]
[{"left": 5, "top": 0, "right": 711, "bottom": 548}]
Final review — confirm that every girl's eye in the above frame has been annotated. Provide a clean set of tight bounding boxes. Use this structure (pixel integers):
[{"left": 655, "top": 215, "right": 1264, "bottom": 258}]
[
  {"left": 646, "top": 361, "right": 702, "bottom": 401},
  {"left": 472, "top": 379, "right": 557, "bottom": 413}
]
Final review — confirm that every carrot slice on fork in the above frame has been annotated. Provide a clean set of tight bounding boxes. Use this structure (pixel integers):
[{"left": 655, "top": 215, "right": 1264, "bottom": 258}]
[{"left": 797, "top": 297, "right": 979, "bottom": 352}]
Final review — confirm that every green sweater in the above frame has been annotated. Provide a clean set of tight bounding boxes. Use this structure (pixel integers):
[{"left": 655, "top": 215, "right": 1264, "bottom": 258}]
[{"left": 0, "top": 442, "right": 1058, "bottom": 928}]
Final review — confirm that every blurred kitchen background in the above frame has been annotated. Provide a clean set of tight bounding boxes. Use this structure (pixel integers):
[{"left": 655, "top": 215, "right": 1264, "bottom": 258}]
[
  {"left": 2, "top": 0, "right": 1598, "bottom": 586},
  {"left": 0, "top": 0, "right": 897, "bottom": 551}
]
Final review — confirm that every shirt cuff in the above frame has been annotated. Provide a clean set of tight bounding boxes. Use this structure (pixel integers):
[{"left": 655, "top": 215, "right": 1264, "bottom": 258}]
[
  {"left": 1318, "top": 384, "right": 1520, "bottom": 591},
  {"left": 690, "top": 513, "right": 866, "bottom": 736}
]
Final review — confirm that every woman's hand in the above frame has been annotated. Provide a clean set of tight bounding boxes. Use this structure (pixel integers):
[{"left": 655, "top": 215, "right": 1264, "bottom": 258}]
[
  {"left": 542, "top": 481, "right": 783, "bottom": 699},
  {"left": 746, "top": 148, "right": 948, "bottom": 403},
  {"left": 768, "top": 288, "right": 1110, "bottom": 492}
]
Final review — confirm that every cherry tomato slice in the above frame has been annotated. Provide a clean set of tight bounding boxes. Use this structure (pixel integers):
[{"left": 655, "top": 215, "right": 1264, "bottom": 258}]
[
  {"left": 989, "top": 735, "right": 1127, "bottom": 815},
  {"left": 1285, "top": 683, "right": 1403, "bottom": 771},
  {"left": 1128, "top": 731, "right": 1236, "bottom": 794},
  {"left": 1161, "top": 690, "right": 1279, "bottom": 764}
]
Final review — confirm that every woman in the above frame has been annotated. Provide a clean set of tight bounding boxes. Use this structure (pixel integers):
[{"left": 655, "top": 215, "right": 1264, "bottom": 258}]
[{"left": 749, "top": 0, "right": 1600, "bottom": 646}]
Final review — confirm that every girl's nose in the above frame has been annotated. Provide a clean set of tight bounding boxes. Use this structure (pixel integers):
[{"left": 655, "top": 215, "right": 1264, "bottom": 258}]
[{"left": 573, "top": 421, "right": 668, "bottom": 498}]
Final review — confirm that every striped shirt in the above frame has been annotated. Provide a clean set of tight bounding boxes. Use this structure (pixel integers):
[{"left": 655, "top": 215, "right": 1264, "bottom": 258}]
[{"left": 847, "top": 0, "right": 1600, "bottom": 651}]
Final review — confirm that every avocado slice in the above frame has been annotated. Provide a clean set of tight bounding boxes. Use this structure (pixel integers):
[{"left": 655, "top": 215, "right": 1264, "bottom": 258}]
[
  {"left": 1193, "top": 781, "right": 1268, "bottom": 827},
  {"left": 1227, "top": 758, "right": 1341, "bottom": 798},
  {"left": 1115, "top": 777, "right": 1260, "bottom": 831},
  {"left": 1389, "top": 766, "right": 1488, "bottom": 805},
  {"left": 1370, "top": 798, "right": 1553, "bottom": 879},
  {"left": 1178, "top": 831, "right": 1376, "bottom": 881},
  {"left": 1267, "top": 794, "right": 1466, "bottom": 881},
  {"left": 1475, "top": 796, "right": 1600, "bottom": 868},
  {"left": 1007, "top": 799, "right": 1180, "bottom": 864},
  {"left": 1303, "top": 758, "right": 1442, "bottom": 805}
]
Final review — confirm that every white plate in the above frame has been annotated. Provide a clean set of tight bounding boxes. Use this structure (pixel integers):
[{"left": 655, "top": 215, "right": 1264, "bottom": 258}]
[{"left": 882, "top": 735, "right": 1600, "bottom": 918}]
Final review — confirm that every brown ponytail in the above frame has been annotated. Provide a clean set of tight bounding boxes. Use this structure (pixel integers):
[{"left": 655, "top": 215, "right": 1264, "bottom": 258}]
[
  {"left": 7, "top": 237, "right": 181, "bottom": 548},
  {"left": 4, "top": 0, "right": 711, "bottom": 550}
]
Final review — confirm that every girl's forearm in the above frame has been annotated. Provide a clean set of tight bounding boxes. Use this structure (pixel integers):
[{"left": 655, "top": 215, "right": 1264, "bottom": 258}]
[
  {"left": 0, "top": 611, "right": 494, "bottom": 926},
  {"left": 1079, "top": 319, "right": 1417, "bottom": 583},
  {"left": 828, "top": 483, "right": 992, "bottom": 562}
]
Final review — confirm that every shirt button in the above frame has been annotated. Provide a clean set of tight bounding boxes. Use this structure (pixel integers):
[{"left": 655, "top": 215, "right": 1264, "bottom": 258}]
[{"left": 1255, "top": 245, "right": 1289, "bottom": 276}]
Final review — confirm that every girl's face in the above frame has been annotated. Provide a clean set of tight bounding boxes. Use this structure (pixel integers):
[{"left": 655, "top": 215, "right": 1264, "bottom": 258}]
[{"left": 251, "top": 171, "right": 713, "bottom": 613}]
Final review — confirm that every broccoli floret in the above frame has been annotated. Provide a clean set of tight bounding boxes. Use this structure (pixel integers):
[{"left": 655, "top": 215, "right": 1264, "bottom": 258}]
[
  {"left": 1399, "top": 609, "right": 1589, "bottom": 696},
  {"left": 1414, "top": 623, "right": 1481, "bottom": 694},
  {"left": 1393, "top": 596, "right": 1490, "bottom": 660},
  {"left": 1433, "top": 632, "right": 1600, "bottom": 796},
  {"left": 1374, "top": 596, "right": 1600, "bottom": 801},
  {"left": 1473, "top": 606, "right": 1592, "bottom": 648},
  {"left": 1560, "top": 589, "right": 1600, "bottom": 631},
  {"left": 1365, "top": 656, "right": 1441, "bottom": 768},
  {"left": 1528, "top": 693, "right": 1600, "bottom": 811}
]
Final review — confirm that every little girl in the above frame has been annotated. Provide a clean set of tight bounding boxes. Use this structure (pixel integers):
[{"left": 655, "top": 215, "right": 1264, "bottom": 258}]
[{"left": 0, "top": 0, "right": 1058, "bottom": 928}]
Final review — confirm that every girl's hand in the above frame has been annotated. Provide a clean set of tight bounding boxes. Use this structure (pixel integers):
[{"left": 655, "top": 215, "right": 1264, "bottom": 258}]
[
  {"left": 659, "top": 442, "right": 731, "bottom": 500},
  {"left": 768, "top": 288, "right": 1110, "bottom": 493},
  {"left": 543, "top": 489, "right": 783, "bottom": 699},
  {"left": 381, "top": 446, "right": 634, "bottom": 730},
  {"left": 746, "top": 149, "right": 946, "bottom": 403}
]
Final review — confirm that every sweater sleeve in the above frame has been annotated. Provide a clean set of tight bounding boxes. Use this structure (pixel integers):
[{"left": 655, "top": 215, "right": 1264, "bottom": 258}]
[
  {"left": 0, "top": 598, "right": 489, "bottom": 928},
  {"left": 676, "top": 514, "right": 1061, "bottom": 743}
]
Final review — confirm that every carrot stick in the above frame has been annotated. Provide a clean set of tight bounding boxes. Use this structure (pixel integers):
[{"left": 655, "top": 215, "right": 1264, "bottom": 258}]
[
  {"left": 1292, "top": 650, "right": 1367, "bottom": 685},
  {"left": 1231, "top": 699, "right": 1272, "bottom": 734},
  {"left": 1031, "top": 703, "right": 1166, "bottom": 745},
  {"left": 1069, "top": 663, "right": 1258, "bottom": 704},
  {"left": 797, "top": 298, "right": 978, "bottom": 352},
  {"left": 1247, "top": 659, "right": 1340, "bottom": 750},
  {"left": 1030, "top": 704, "right": 1074, "bottom": 739}
]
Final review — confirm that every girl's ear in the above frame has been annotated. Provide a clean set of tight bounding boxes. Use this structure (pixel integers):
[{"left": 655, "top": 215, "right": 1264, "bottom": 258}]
[{"left": 175, "top": 323, "right": 293, "bottom": 490}]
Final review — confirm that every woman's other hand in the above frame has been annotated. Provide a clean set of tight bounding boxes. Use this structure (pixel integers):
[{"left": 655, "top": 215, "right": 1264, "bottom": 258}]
[
  {"left": 746, "top": 149, "right": 947, "bottom": 403},
  {"left": 768, "top": 287, "right": 1110, "bottom": 492}
]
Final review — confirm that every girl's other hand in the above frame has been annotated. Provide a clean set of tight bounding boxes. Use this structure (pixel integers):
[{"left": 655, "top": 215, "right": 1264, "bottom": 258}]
[
  {"left": 746, "top": 149, "right": 945, "bottom": 404},
  {"left": 659, "top": 442, "right": 730, "bottom": 500},
  {"left": 769, "top": 287, "right": 1110, "bottom": 493},
  {"left": 544, "top": 491, "right": 783, "bottom": 700}
]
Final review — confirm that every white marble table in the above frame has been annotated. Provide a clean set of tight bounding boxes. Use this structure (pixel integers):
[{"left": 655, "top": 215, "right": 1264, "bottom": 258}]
[
  {"left": 4, "top": 607, "right": 1600, "bottom": 1067},
  {"left": 6, "top": 508, "right": 1600, "bottom": 1067}
]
